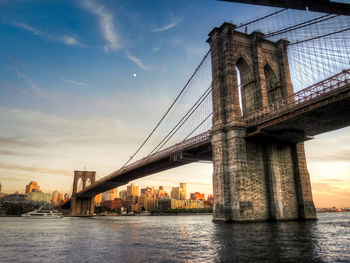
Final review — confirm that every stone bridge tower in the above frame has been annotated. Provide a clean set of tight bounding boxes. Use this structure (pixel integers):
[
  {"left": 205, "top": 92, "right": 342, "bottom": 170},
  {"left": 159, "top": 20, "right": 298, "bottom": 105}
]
[
  {"left": 207, "top": 23, "right": 316, "bottom": 222},
  {"left": 70, "top": 170, "right": 96, "bottom": 216}
]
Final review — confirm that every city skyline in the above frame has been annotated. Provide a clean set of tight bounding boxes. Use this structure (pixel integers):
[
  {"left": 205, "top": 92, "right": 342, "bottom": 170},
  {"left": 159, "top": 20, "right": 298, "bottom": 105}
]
[{"left": 0, "top": 0, "right": 350, "bottom": 209}]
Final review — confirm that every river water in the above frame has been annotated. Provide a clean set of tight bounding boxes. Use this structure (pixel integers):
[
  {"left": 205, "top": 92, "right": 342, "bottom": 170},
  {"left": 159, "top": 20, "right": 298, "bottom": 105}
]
[{"left": 0, "top": 213, "right": 349, "bottom": 263}]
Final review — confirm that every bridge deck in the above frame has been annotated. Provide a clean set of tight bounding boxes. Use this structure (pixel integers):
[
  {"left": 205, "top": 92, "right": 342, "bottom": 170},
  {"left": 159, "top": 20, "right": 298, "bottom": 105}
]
[{"left": 75, "top": 70, "right": 350, "bottom": 198}]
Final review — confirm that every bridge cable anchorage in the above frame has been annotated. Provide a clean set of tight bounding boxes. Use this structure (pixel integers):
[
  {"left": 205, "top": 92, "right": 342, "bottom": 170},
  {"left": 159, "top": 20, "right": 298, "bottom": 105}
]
[
  {"left": 121, "top": 50, "right": 211, "bottom": 168},
  {"left": 148, "top": 86, "right": 212, "bottom": 155}
]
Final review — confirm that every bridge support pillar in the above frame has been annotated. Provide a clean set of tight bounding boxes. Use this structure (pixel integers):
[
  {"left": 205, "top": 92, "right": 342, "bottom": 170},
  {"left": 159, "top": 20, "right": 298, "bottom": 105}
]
[
  {"left": 69, "top": 170, "right": 96, "bottom": 217},
  {"left": 70, "top": 196, "right": 95, "bottom": 216},
  {"left": 208, "top": 22, "right": 316, "bottom": 222}
]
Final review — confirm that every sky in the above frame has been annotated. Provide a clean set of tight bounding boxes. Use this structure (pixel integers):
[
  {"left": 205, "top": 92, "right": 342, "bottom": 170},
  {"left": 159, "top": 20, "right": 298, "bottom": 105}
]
[{"left": 0, "top": 0, "right": 349, "bottom": 208}]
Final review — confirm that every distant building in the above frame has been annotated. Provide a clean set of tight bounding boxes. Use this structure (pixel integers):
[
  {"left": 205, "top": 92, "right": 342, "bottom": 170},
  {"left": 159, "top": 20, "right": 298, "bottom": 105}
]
[
  {"left": 127, "top": 183, "right": 139, "bottom": 197},
  {"left": 190, "top": 192, "right": 205, "bottom": 201},
  {"left": 100, "top": 198, "right": 124, "bottom": 210},
  {"left": 131, "top": 204, "right": 142, "bottom": 213},
  {"left": 171, "top": 183, "right": 186, "bottom": 200},
  {"left": 207, "top": 195, "right": 214, "bottom": 206},
  {"left": 119, "top": 190, "right": 127, "bottom": 199},
  {"left": 158, "top": 198, "right": 185, "bottom": 212},
  {"left": 141, "top": 186, "right": 154, "bottom": 196},
  {"left": 0, "top": 182, "right": 2, "bottom": 193},
  {"left": 25, "top": 181, "right": 40, "bottom": 194},
  {"left": 143, "top": 198, "right": 157, "bottom": 212},
  {"left": 64, "top": 193, "right": 70, "bottom": 201},
  {"left": 158, "top": 186, "right": 168, "bottom": 197},
  {"left": 95, "top": 193, "right": 102, "bottom": 206},
  {"left": 2, "top": 194, "right": 26, "bottom": 204},
  {"left": 26, "top": 191, "right": 51, "bottom": 204},
  {"left": 51, "top": 191, "right": 63, "bottom": 207},
  {"left": 125, "top": 195, "right": 139, "bottom": 211},
  {"left": 103, "top": 187, "right": 119, "bottom": 201}
]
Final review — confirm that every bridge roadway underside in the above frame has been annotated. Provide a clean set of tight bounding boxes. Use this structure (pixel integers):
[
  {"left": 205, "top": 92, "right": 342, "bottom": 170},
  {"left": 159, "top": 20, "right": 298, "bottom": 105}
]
[
  {"left": 247, "top": 89, "right": 350, "bottom": 143},
  {"left": 76, "top": 142, "right": 212, "bottom": 198},
  {"left": 75, "top": 88, "right": 350, "bottom": 200}
]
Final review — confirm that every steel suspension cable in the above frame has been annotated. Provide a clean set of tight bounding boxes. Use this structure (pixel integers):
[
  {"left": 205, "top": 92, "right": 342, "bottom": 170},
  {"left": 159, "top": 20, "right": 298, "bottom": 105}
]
[{"left": 121, "top": 51, "right": 210, "bottom": 168}]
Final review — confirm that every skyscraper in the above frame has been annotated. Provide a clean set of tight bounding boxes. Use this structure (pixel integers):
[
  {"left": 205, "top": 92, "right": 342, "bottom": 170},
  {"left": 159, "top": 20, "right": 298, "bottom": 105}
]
[
  {"left": 171, "top": 183, "right": 187, "bottom": 200},
  {"left": 127, "top": 183, "right": 139, "bottom": 197},
  {"left": 103, "top": 187, "right": 119, "bottom": 201},
  {"left": 25, "top": 181, "right": 40, "bottom": 193}
]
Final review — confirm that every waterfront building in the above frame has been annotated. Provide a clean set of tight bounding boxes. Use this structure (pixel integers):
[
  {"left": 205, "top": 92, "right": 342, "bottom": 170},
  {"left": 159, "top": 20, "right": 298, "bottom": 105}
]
[
  {"left": 158, "top": 197, "right": 185, "bottom": 212},
  {"left": 125, "top": 195, "right": 139, "bottom": 211},
  {"left": 51, "top": 191, "right": 63, "bottom": 207},
  {"left": 131, "top": 204, "right": 142, "bottom": 213},
  {"left": 190, "top": 192, "right": 205, "bottom": 201},
  {"left": 100, "top": 198, "right": 124, "bottom": 210},
  {"left": 171, "top": 183, "right": 186, "bottom": 200},
  {"left": 26, "top": 191, "right": 51, "bottom": 203},
  {"left": 2, "top": 194, "right": 26, "bottom": 204},
  {"left": 185, "top": 199, "right": 204, "bottom": 209},
  {"left": 103, "top": 187, "right": 119, "bottom": 201},
  {"left": 25, "top": 181, "right": 40, "bottom": 193},
  {"left": 207, "top": 195, "right": 214, "bottom": 206},
  {"left": 127, "top": 183, "right": 139, "bottom": 197}
]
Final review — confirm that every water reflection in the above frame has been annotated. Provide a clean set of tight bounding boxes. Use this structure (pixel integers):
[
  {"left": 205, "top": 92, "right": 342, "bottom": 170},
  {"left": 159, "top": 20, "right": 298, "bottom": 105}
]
[
  {"left": 213, "top": 220, "right": 322, "bottom": 262},
  {"left": 0, "top": 213, "right": 349, "bottom": 263}
]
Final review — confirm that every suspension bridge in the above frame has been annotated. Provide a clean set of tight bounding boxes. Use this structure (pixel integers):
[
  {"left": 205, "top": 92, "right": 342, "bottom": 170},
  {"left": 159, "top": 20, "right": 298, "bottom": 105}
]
[{"left": 69, "top": 9, "right": 350, "bottom": 222}]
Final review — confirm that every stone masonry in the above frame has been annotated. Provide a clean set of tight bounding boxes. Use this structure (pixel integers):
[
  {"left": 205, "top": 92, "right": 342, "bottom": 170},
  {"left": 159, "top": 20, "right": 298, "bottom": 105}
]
[
  {"left": 207, "top": 22, "right": 316, "bottom": 222},
  {"left": 70, "top": 170, "right": 96, "bottom": 216}
]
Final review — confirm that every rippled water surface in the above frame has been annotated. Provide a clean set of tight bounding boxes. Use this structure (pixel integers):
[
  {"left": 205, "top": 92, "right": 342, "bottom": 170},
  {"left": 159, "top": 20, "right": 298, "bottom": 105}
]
[{"left": 1, "top": 213, "right": 350, "bottom": 262}]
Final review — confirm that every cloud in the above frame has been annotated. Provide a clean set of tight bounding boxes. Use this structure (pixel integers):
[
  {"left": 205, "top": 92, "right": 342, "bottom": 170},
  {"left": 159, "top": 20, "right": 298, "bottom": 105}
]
[
  {"left": 11, "top": 22, "right": 84, "bottom": 47},
  {"left": 153, "top": 47, "right": 160, "bottom": 52},
  {"left": 82, "top": 0, "right": 120, "bottom": 52},
  {"left": 151, "top": 18, "right": 182, "bottom": 32},
  {"left": 0, "top": 161, "right": 72, "bottom": 176},
  {"left": 14, "top": 69, "right": 59, "bottom": 100},
  {"left": 126, "top": 51, "right": 152, "bottom": 70},
  {"left": 0, "top": 137, "right": 39, "bottom": 147},
  {"left": 61, "top": 35, "right": 83, "bottom": 46},
  {"left": 61, "top": 77, "right": 88, "bottom": 87},
  {"left": 13, "top": 21, "right": 41, "bottom": 35}
]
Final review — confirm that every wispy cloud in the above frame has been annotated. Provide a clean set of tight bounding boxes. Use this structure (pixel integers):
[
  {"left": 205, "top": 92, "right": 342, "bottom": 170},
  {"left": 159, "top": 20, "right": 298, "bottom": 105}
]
[
  {"left": 15, "top": 69, "right": 59, "bottom": 100},
  {"left": 151, "top": 18, "right": 182, "bottom": 32},
  {"left": 153, "top": 47, "right": 160, "bottom": 52},
  {"left": 61, "top": 35, "right": 83, "bottom": 46},
  {"left": 126, "top": 51, "right": 152, "bottom": 70},
  {"left": 13, "top": 21, "right": 40, "bottom": 35},
  {"left": 11, "top": 22, "right": 84, "bottom": 47},
  {"left": 61, "top": 77, "right": 88, "bottom": 87},
  {"left": 0, "top": 161, "right": 72, "bottom": 176},
  {"left": 15, "top": 69, "right": 40, "bottom": 93},
  {"left": 82, "top": 0, "right": 120, "bottom": 52}
]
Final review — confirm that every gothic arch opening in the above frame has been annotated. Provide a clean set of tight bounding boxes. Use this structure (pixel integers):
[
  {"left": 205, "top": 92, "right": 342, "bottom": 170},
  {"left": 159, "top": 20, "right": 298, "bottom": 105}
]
[
  {"left": 235, "top": 57, "right": 260, "bottom": 114},
  {"left": 86, "top": 178, "right": 92, "bottom": 187},
  {"left": 77, "top": 177, "right": 84, "bottom": 192},
  {"left": 264, "top": 63, "right": 283, "bottom": 104}
]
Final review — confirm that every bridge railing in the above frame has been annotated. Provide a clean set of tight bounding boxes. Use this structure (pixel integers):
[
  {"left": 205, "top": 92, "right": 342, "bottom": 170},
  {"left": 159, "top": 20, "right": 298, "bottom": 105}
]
[{"left": 244, "top": 69, "right": 350, "bottom": 126}]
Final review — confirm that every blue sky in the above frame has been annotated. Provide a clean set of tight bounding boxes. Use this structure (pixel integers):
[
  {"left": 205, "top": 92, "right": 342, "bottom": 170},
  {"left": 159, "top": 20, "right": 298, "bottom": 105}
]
[{"left": 1, "top": 0, "right": 349, "bottom": 207}]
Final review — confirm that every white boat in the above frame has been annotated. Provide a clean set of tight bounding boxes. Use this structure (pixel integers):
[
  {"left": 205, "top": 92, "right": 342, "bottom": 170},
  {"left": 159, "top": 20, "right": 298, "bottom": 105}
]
[{"left": 21, "top": 208, "right": 63, "bottom": 219}]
